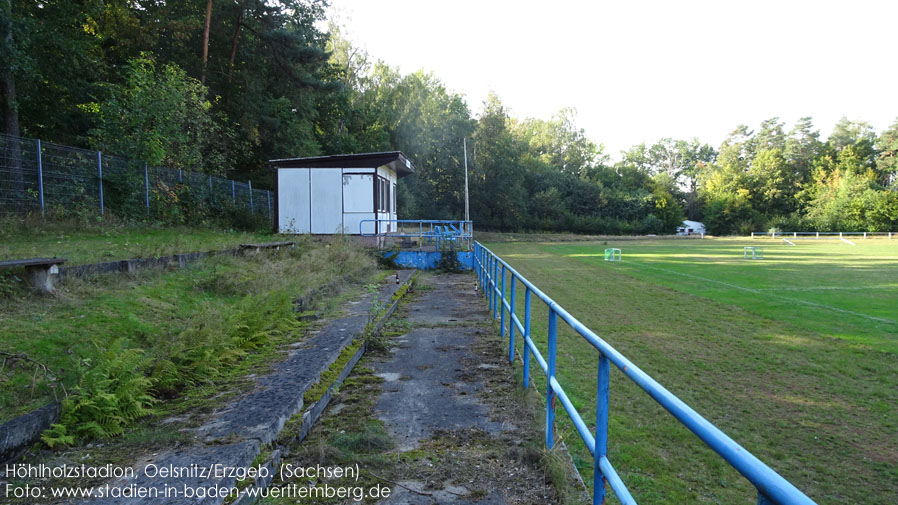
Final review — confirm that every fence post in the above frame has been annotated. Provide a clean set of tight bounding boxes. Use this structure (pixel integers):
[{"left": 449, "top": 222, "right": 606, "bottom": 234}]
[
  {"left": 97, "top": 151, "right": 104, "bottom": 215},
  {"left": 509, "top": 274, "right": 516, "bottom": 363},
  {"left": 231, "top": 180, "right": 236, "bottom": 205},
  {"left": 477, "top": 246, "right": 486, "bottom": 295},
  {"left": 493, "top": 258, "right": 499, "bottom": 320},
  {"left": 593, "top": 353, "right": 610, "bottom": 505},
  {"left": 208, "top": 175, "right": 213, "bottom": 202},
  {"left": 489, "top": 256, "right": 494, "bottom": 312},
  {"left": 36, "top": 139, "right": 44, "bottom": 215},
  {"left": 267, "top": 190, "right": 271, "bottom": 219},
  {"left": 546, "top": 308, "right": 557, "bottom": 449},
  {"left": 248, "top": 180, "right": 254, "bottom": 212},
  {"left": 500, "top": 265, "right": 507, "bottom": 338},
  {"left": 523, "top": 287, "right": 531, "bottom": 388},
  {"left": 144, "top": 164, "right": 150, "bottom": 216}
]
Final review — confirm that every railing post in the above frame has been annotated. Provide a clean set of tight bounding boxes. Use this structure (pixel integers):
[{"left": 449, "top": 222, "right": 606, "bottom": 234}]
[
  {"left": 474, "top": 244, "right": 483, "bottom": 294},
  {"left": 208, "top": 175, "right": 213, "bottom": 202},
  {"left": 488, "top": 255, "right": 494, "bottom": 312},
  {"left": 476, "top": 245, "right": 482, "bottom": 291},
  {"left": 500, "top": 265, "right": 507, "bottom": 337},
  {"left": 248, "top": 180, "right": 254, "bottom": 212},
  {"left": 546, "top": 308, "right": 557, "bottom": 449},
  {"left": 231, "top": 180, "right": 236, "bottom": 205},
  {"left": 593, "top": 353, "right": 610, "bottom": 505},
  {"left": 97, "top": 151, "right": 104, "bottom": 215},
  {"left": 36, "top": 139, "right": 44, "bottom": 215},
  {"left": 267, "top": 190, "right": 271, "bottom": 218},
  {"left": 490, "top": 255, "right": 496, "bottom": 316},
  {"left": 482, "top": 247, "right": 486, "bottom": 290},
  {"left": 509, "top": 274, "right": 516, "bottom": 363},
  {"left": 523, "top": 287, "right": 531, "bottom": 388},
  {"left": 493, "top": 258, "right": 499, "bottom": 320}
]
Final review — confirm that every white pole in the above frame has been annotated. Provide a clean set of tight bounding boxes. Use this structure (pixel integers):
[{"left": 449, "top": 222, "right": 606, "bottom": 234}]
[{"left": 463, "top": 138, "right": 470, "bottom": 224}]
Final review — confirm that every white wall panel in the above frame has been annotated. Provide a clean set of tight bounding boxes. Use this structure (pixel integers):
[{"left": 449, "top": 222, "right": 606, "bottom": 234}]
[
  {"left": 343, "top": 174, "right": 373, "bottom": 212},
  {"left": 311, "top": 168, "right": 343, "bottom": 234},
  {"left": 344, "top": 212, "right": 376, "bottom": 235},
  {"left": 277, "top": 168, "right": 310, "bottom": 234}
]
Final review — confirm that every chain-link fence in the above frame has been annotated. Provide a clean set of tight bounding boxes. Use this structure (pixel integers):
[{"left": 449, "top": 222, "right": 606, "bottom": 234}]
[{"left": 0, "top": 133, "right": 273, "bottom": 226}]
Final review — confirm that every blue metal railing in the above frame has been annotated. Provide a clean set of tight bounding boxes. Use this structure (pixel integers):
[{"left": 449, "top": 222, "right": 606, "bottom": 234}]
[
  {"left": 359, "top": 219, "right": 473, "bottom": 249},
  {"left": 473, "top": 241, "right": 818, "bottom": 505}
]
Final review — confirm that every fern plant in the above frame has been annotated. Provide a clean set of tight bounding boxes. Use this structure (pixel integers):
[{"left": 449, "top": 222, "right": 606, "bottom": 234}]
[{"left": 43, "top": 340, "right": 156, "bottom": 445}]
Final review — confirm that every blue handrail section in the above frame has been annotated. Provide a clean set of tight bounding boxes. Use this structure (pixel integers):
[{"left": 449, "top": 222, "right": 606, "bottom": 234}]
[
  {"left": 359, "top": 219, "right": 473, "bottom": 249},
  {"left": 473, "top": 241, "right": 818, "bottom": 505}
]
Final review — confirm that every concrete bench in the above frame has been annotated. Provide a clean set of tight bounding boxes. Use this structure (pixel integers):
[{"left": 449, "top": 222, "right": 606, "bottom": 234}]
[
  {"left": 239, "top": 241, "right": 295, "bottom": 255},
  {"left": 0, "top": 257, "right": 67, "bottom": 293}
]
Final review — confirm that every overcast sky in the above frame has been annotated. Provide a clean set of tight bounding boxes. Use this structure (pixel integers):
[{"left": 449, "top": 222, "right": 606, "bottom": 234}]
[{"left": 326, "top": 0, "right": 897, "bottom": 159}]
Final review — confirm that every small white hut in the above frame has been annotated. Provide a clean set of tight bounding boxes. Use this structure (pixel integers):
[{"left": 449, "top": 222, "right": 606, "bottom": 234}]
[
  {"left": 271, "top": 152, "right": 415, "bottom": 235},
  {"left": 677, "top": 220, "right": 706, "bottom": 236}
]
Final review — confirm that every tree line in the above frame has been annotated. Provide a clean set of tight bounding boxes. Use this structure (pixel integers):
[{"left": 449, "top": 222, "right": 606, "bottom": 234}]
[{"left": 2, "top": 0, "right": 896, "bottom": 234}]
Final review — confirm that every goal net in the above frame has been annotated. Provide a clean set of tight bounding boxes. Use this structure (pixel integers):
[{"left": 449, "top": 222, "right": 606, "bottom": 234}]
[
  {"left": 604, "top": 248, "right": 621, "bottom": 262},
  {"left": 743, "top": 246, "right": 763, "bottom": 260}
]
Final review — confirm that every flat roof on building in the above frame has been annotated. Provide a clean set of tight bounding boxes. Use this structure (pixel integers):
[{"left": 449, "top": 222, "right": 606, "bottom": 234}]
[{"left": 269, "top": 151, "right": 416, "bottom": 177}]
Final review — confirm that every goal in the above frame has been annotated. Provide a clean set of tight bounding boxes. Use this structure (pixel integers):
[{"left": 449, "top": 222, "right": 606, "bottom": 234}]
[
  {"left": 604, "top": 248, "right": 621, "bottom": 262},
  {"left": 743, "top": 246, "right": 763, "bottom": 260}
]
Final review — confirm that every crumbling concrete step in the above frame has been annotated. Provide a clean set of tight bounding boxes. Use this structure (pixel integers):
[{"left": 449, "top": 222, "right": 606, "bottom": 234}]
[{"left": 75, "top": 270, "right": 415, "bottom": 505}]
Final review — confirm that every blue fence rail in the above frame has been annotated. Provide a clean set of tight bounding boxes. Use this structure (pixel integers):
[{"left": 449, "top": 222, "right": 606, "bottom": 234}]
[
  {"left": 359, "top": 219, "right": 473, "bottom": 250},
  {"left": 473, "top": 241, "right": 818, "bottom": 505}
]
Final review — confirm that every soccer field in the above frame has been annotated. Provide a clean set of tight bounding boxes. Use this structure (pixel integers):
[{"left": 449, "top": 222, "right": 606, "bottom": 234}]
[{"left": 483, "top": 237, "right": 898, "bottom": 505}]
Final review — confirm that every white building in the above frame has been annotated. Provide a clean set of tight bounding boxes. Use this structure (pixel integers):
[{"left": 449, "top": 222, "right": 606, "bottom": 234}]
[
  {"left": 677, "top": 220, "right": 706, "bottom": 236},
  {"left": 271, "top": 152, "right": 415, "bottom": 235}
]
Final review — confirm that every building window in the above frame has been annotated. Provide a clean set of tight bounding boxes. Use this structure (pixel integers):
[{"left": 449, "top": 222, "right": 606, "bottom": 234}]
[{"left": 376, "top": 176, "right": 390, "bottom": 213}]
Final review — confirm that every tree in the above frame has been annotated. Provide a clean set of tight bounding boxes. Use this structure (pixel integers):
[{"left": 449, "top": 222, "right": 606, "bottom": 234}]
[
  {"left": 1, "top": 0, "right": 23, "bottom": 195},
  {"left": 471, "top": 93, "right": 527, "bottom": 230},
  {"left": 513, "top": 108, "right": 606, "bottom": 178},
  {"left": 87, "top": 55, "right": 230, "bottom": 174},
  {"left": 875, "top": 118, "right": 898, "bottom": 188},
  {"left": 784, "top": 117, "right": 823, "bottom": 186}
]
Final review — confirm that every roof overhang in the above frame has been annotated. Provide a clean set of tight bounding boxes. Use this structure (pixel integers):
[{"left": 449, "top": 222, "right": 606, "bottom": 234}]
[{"left": 269, "top": 151, "right": 416, "bottom": 177}]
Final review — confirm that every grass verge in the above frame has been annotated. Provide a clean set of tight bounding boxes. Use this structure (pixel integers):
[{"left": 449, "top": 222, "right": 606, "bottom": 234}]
[{"left": 0, "top": 218, "right": 275, "bottom": 266}]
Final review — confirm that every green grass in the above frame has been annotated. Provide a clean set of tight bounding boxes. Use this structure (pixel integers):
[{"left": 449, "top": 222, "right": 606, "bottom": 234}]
[
  {"left": 0, "top": 219, "right": 274, "bottom": 265},
  {"left": 484, "top": 237, "right": 898, "bottom": 505},
  {"left": 0, "top": 236, "right": 376, "bottom": 427}
]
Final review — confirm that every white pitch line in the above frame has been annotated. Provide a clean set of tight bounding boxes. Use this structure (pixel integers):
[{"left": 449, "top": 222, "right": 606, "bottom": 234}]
[
  {"left": 757, "top": 285, "right": 897, "bottom": 292},
  {"left": 840, "top": 237, "right": 856, "bottom": 246},
  {"left": 782, "top": 238, "right": 796, "bottom": 246},
  {"left": 629, "top": 262, "right": 897, "bottom": 325}
]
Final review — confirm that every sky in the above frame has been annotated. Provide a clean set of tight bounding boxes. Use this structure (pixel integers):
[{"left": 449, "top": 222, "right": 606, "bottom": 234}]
[{"left": 325, "top": 0, "right": 898, "bottom": 159}]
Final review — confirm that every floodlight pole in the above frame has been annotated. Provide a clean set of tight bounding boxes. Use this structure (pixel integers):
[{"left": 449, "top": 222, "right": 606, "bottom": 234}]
[{"left": 463, "top": 138, "right": 470, "bottom": 224}]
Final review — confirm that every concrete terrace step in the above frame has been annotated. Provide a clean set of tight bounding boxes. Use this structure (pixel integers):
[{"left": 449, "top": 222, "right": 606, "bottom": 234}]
[{"left": 71, "top": 270, "right": 415, "bottom": 505}]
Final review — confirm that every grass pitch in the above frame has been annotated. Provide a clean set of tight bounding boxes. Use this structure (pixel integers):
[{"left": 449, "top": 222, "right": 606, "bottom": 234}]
[{"left": 484, "top": 237, "right": 897, "bottom": 505}]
